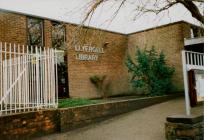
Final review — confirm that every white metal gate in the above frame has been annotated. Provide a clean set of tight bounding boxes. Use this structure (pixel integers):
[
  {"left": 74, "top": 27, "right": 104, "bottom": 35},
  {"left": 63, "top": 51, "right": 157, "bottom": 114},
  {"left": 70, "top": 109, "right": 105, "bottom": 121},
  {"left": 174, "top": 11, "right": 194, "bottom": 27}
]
[{"left": 0, "top": 42, "right": 58, "bottom": 115}]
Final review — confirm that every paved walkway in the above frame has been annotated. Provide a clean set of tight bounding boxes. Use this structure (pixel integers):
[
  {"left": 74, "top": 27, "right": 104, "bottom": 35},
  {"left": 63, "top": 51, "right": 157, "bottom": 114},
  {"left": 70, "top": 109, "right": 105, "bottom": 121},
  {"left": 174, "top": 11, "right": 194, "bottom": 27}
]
[{"left": 36, "top": 98, "right": 203, "bottom": 140}]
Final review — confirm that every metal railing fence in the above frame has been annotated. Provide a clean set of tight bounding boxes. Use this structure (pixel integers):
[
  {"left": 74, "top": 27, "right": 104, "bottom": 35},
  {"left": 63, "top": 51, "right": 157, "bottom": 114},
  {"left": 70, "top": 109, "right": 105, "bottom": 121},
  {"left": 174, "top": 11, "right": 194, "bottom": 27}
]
[{"left": 0, "top": 42, "right": 58, "bottom": 115}]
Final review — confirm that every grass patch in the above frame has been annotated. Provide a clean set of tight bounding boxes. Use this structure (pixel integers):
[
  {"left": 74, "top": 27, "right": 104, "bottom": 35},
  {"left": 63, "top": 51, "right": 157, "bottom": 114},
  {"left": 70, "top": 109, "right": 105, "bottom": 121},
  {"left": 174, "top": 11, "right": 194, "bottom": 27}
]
[{"left": 58, "top": 98, "right": 100, "bottom": 108}]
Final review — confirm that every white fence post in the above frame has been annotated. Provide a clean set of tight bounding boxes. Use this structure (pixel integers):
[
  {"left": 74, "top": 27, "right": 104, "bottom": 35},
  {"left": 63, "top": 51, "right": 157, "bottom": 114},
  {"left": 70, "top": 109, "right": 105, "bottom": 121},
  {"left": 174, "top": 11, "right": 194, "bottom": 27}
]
[
  {"left": 182, "top": 50, "right": 191, "bottom": 116},
  {"left": 0, "top": 42, "right": 2, "bottom": 114}
]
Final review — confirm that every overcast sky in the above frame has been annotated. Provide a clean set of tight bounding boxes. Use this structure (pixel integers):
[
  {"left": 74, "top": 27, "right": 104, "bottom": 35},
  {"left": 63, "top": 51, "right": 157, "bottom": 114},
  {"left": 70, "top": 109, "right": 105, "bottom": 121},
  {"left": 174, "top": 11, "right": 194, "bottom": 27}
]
[{"left": 0, "top": 0, "right": 203, "bottom": 34}]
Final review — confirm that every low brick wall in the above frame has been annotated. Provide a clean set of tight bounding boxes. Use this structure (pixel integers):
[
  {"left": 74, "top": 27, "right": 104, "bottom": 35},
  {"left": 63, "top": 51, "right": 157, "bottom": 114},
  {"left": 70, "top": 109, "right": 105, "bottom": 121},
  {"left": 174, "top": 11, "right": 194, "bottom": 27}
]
[
  {"left": 0, "top": 94, "right": 180, "bottom": 140},
  {"left": 165, "top": 115, "right": 204, "bottom": 140},
  {"left": 59, "top": 95, "right": 179, "bottom": 132},
  {"left": 0, "top": 110, "right": 59, "bottom": 140}
]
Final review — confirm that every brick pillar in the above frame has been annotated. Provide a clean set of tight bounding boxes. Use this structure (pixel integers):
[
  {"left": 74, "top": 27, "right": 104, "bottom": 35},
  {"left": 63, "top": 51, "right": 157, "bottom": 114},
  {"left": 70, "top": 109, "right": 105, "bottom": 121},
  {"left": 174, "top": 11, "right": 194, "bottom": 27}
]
[
  {"left": 0, "top": 12, "right": 4, "bottom": 41},
  {"left": 44, "top": 20, "right": 52, "bottom": 48},
  {"left": 165, "top": 115, "right": 204, "bottom": 140}
]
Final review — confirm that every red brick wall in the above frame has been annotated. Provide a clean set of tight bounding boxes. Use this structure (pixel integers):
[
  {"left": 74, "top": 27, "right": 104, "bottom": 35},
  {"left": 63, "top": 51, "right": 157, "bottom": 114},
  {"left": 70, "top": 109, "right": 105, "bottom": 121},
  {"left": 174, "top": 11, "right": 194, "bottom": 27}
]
[
  {"left": 44, "top": 20, "right": 52, "bottom": 48},
  {"left": 0, "top": 110, "right": 59, "bottom": 140},
  {"left": 0, "top": 11, "right": 27, "bottom": 45},
  {"left": 128, "top": 22, "right": 191, "bottom": 91},
  {"left": 66, "top": 25, "right": 131, "bottom": 98},
  {"left": 0, "top": 11, "right": 131, "bottom": 98}
]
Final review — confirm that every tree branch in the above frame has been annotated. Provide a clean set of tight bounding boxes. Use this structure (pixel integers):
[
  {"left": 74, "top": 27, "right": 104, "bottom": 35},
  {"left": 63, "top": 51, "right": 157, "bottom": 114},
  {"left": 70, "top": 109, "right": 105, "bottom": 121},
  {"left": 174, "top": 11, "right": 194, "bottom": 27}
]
[
  {"left": 176, "top": 0, "right": 204, "bottom": 23},
  {"left": 84, "top": 0, "right": 204, "bottom": 25}
]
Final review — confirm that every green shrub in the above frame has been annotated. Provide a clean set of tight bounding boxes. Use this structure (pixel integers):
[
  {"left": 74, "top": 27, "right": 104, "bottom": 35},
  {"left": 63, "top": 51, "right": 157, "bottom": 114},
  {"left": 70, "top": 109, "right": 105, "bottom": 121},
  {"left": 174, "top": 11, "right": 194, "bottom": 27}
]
[
  {"left": 90, "top": 75, "right": 106, "bottom": 88},
  {"left": 125, "top": 47, "right": 175, "bottom": 96},
  {"left": 90, "top": 75, "right": 108, "bottom": 98}
]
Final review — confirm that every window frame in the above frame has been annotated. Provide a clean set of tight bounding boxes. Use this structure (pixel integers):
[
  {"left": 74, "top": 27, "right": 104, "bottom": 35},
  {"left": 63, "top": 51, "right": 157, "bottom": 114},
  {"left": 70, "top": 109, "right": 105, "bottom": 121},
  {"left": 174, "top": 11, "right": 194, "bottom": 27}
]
[
  {"left": 26, "top": 16, "right": 44, "bottom": 47},
  {"left": 51, "top": 21, "right": 66, "bottom": 50}
]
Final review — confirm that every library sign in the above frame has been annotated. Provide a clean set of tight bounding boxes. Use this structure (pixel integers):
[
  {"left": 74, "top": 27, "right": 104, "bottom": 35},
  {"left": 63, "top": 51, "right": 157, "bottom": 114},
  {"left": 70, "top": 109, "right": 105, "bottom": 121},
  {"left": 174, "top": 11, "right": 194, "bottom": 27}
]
[{"left": 74, "top": 44, "right": 104, "bottom": 61}]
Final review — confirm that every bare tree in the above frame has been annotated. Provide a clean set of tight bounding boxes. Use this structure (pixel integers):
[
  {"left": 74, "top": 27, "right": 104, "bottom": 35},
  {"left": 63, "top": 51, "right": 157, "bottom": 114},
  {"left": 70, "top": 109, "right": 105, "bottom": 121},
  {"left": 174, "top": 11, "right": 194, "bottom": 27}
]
[{"left": 85, "top": 0, "right": 204, "bottom": 24}]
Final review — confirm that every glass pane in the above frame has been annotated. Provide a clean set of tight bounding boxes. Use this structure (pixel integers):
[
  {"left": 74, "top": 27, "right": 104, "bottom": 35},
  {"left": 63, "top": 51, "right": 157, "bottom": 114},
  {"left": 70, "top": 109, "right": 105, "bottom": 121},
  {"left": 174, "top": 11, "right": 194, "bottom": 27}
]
[
  {"left": 27, "top": 17, "right": 43, "bottom": 47},
  {"left": 52, "top": 22, "right": 66, "bottom": 50}
]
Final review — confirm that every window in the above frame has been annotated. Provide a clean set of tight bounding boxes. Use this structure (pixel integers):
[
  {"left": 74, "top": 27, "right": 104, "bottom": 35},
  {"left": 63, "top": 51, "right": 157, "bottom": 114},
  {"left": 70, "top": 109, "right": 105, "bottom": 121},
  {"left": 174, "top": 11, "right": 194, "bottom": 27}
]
[
  {"left": 51, "top": 21, "right": 66, "bottom": 50},
  {"left": 190, "top": 26, "right": 204, "bottom": 38},
  {"left": 27, "top": 17, "right": 44, "bottom": 47}
]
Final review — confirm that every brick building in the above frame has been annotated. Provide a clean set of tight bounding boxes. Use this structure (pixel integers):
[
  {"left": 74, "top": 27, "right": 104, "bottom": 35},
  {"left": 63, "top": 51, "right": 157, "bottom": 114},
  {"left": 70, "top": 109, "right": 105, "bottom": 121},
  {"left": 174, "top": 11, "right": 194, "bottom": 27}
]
[{"left": 0, "top": 9, "right": 204, "bottom": 99}]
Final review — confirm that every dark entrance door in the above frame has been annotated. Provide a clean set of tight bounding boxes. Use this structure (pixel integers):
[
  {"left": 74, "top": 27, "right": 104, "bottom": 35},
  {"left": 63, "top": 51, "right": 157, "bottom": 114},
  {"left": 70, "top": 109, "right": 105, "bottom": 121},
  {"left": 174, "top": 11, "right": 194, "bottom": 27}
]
[
  {"left": 188, "top": 70, "right": 197, "bottom": 107},
  {"left": 51, "top": 21, "right": 68, "bottom": 98},
  {"left": 57, "top": 53, "right": 69, "bottom": 98}
]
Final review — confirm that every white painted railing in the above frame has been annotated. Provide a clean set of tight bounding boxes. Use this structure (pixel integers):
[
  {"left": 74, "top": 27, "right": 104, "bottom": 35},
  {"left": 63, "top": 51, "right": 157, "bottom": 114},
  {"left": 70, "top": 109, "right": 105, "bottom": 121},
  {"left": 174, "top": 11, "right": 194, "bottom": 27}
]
[
  {"left": 0, "top": 42, "right": 58, "bottom": 115},
  {"left": 184, "top": 50, "right": 204, "bottom": 70}
]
